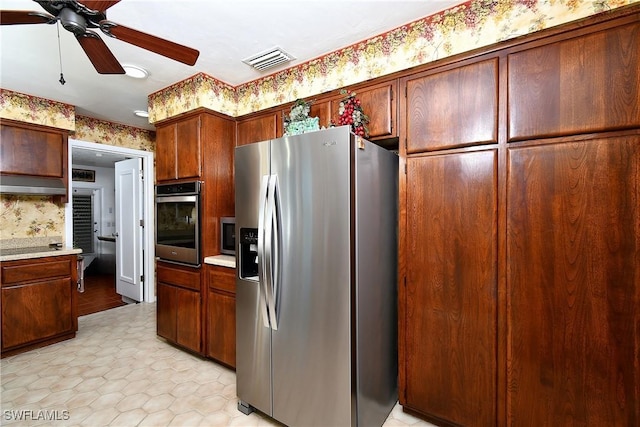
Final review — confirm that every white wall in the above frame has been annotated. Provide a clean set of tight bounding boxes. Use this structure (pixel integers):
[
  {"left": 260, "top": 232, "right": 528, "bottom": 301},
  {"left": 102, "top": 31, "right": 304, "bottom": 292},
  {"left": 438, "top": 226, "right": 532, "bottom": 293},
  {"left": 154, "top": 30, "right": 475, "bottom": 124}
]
[{"left": 71, "top": 164, "right": 115, "bottom": 257}]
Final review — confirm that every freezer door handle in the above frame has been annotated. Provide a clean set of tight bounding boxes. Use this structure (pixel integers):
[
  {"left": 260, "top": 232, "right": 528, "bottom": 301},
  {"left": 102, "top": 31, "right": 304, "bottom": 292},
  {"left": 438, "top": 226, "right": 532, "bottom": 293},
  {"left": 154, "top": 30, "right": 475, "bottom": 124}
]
[
  {"left": 257, "top": 174, "right": 271, "bottom": 328},
  {"left": 266, "top": 174, "right": 280, "bottom": 330}
]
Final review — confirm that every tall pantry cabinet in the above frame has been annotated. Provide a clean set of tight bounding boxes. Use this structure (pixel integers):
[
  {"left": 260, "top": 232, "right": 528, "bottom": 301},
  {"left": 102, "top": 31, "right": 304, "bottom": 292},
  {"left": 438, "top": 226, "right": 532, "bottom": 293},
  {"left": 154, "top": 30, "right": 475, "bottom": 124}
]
[
  {"left": 155, "top": 110, "right": 235, "bottom": 356},
  {"left": 399, "top": 9, "right": 639, "bottom": 427}
]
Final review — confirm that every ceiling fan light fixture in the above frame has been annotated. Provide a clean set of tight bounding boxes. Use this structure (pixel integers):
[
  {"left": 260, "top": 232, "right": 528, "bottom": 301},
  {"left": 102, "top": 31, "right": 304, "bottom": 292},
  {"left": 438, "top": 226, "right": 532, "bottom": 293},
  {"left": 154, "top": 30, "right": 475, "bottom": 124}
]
[
  {"left": 134, "top": 110, "right": 149, "bottom": 118},
  {"left": 123, "top": 65, "right": 149, "bottom": 79},
  {"left": 243, "top": 47, "right": 295, "bottom": 71}
]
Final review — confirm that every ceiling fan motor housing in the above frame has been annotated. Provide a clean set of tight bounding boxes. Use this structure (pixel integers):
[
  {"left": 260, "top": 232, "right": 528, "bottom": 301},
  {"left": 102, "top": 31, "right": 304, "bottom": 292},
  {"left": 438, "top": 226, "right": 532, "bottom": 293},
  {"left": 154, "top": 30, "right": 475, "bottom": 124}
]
[
  {"left": 58, "top": 7, "right": 87, "bottom": 35},
  {"left": 1, "top": 0, "right": 201, "bottom": 74}
]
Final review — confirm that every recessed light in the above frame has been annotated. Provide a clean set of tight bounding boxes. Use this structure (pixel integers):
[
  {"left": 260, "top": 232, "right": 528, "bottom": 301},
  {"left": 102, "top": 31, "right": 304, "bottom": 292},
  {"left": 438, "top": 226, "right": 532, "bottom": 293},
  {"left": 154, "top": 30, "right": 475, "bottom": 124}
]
[
  {"left": 134, "top": 110, "right": 149, "bottom": 118},
  {"left": 123, "top": 65, "right": 149, "bottom": 79}
]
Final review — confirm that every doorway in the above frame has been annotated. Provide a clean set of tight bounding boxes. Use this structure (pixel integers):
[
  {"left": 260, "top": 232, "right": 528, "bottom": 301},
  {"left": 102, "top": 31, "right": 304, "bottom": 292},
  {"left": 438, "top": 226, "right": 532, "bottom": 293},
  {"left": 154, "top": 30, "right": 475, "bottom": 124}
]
[{"left": 65, "top": 139, "right": 156, "bottom": 308}]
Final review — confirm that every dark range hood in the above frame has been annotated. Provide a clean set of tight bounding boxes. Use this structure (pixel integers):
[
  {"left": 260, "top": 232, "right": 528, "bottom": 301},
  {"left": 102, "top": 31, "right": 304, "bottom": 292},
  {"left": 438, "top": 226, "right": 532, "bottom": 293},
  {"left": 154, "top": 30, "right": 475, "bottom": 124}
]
[{"left": 0, "top": 175, "right": 66, "bottom": 196}]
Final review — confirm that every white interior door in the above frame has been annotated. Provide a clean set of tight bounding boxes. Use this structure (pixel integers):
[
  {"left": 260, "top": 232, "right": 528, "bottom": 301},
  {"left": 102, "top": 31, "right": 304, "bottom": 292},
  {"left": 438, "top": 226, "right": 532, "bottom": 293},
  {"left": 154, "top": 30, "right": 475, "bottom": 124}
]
[{"left": 115, "top": 158, "right": 144, "bottom": 302}]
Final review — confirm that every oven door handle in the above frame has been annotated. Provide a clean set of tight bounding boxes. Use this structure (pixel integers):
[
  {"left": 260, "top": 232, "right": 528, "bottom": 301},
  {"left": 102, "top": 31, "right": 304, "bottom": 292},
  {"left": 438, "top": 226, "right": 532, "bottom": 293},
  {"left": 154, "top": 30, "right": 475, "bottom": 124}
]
[{"left": 155, "top": 195, "right": 198, "bottom": 203}]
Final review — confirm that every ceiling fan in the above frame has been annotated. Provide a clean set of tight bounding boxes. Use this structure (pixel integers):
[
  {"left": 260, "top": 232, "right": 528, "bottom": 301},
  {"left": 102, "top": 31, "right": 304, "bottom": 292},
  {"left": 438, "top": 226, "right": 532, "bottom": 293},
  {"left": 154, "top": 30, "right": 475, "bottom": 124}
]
[{"left": 0, "top": 0, "right": 200, "bottom": 74}]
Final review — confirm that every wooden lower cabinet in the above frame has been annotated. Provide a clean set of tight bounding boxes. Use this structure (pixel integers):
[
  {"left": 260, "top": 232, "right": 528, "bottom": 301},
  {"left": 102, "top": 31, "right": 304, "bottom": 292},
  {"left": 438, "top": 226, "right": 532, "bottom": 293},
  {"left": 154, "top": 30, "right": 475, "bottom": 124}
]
[
  {"left": 156, "top": 262, "right": 202, "bottom": 354},
  {"left": 402, "top": 150, "right": 498, "bottom": 426},
  {"left": 205, "top": 265, "right": 236, "bottom": 368},
  {"left": 399, "top": 10, "right": 640, "bottom": 427},
  {"left": 1, "top": 255, "right": 78, "bottom": 357},
  {"left": 506, "top": 136, "right": 639, "bottom": 426}
]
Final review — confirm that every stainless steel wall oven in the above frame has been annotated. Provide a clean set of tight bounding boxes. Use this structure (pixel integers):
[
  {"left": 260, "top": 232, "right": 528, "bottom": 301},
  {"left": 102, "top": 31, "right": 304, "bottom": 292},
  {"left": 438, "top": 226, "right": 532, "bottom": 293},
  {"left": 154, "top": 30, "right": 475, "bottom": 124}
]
[{"left": 155, "top": 181, "right": 201, "bottom": 266}]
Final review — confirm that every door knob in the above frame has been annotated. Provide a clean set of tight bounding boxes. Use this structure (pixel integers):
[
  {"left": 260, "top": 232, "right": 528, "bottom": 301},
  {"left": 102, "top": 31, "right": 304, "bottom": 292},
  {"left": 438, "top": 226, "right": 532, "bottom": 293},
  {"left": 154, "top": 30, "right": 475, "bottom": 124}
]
[{"left": 112, "top": 232, "right": 119, "bottom": 237}]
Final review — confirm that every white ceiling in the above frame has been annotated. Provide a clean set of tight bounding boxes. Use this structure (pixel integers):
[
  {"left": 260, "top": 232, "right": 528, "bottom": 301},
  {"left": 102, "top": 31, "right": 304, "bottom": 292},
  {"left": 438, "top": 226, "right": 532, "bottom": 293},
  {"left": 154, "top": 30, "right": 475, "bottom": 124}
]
[
  {"left": 4, "top": 0, "right": 463, "bottom": 168},
  {"left": 71, "top": 147, "right": 128, "bottom": 167},
  {"left": 1, "top": 0, "right": 463, "bottom": 133}
]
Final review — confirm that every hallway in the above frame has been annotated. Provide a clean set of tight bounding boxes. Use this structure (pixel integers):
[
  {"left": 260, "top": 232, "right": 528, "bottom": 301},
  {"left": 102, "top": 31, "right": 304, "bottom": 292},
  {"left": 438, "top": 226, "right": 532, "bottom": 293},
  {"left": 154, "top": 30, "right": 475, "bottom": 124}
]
[{"left": 77, "top": 273, "right": 127, "bottom": 317}]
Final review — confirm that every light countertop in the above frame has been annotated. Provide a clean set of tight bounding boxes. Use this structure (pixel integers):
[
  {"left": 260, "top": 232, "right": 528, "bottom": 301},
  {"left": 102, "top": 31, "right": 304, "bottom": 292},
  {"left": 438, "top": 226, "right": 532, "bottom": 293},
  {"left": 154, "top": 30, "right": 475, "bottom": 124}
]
[
  {"left": 0, "top": 246, "right": 82, "bottom": 262},
  {"left": 204, "top": 255, "right": 236, "bottom": 268}
]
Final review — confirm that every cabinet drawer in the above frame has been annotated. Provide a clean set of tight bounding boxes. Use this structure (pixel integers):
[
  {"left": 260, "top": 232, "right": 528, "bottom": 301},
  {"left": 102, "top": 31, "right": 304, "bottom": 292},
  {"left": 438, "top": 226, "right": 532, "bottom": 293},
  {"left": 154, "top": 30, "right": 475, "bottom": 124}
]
[
  {"left": 1, "top": 258, "right": 73, "bottom": 286},
  {"left": 157, "top": 263, "right": 200, "bottom": 291},
  {"left": 207, "top": 265, "right": 236, "bottom": 294}
]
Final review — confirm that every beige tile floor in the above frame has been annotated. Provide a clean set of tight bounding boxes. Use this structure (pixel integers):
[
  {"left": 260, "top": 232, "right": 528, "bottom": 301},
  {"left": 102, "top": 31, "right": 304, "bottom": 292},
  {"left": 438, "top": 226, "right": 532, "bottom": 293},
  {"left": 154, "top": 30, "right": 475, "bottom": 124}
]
[{"left": 1, "top": 303, "right": 435, "bottom": 427}]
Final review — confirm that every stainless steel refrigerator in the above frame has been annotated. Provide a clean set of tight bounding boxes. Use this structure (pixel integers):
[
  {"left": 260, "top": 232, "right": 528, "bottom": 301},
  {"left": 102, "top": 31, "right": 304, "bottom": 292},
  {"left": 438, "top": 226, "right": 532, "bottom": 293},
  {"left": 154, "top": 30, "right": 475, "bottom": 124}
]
[{"left": 234, "top": 126, "right": 398, "bottom": 427}]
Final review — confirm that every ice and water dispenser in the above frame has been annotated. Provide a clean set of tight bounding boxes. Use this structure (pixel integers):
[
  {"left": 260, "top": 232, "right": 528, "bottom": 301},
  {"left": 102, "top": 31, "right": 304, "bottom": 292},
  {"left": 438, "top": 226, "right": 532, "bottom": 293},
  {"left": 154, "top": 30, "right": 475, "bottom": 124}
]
[{"left": 239, "top": 228, "right": 259, "bottom": 280}]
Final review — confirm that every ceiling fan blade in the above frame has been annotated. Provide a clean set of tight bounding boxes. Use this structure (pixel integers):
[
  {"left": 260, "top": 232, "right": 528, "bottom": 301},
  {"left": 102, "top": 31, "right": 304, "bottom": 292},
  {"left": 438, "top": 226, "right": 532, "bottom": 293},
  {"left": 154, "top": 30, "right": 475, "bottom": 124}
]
[
  {"left": 76, "top": 30, "right": 125, "bottom": 74},
  {"left": 100, "top": 21, "right": 200, "bottom": 66},
  {"left": 83, "top": 1, "right": 121, "bottom": 13},
  {"left": 0, "top": 10, "right": 55, "bottom": 25}
]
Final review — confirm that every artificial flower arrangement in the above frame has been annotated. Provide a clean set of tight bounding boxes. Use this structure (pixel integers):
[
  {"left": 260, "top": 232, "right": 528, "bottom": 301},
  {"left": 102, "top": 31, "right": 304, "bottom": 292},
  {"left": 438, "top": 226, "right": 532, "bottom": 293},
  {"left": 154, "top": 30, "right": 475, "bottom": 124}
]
[
  {"left": 284, "top": 98, "right": 320, "bottom": 136},
  {"left": 336, "top": 90, "right": 369, "bottom": 138}
]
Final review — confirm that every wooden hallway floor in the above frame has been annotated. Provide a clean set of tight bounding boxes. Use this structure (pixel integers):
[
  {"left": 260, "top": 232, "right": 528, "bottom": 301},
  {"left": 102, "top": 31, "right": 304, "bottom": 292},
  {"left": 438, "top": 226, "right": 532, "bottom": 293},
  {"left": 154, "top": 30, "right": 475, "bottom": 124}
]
[{"left": 77, "top": 273, "right": 127, "bottom": 316}]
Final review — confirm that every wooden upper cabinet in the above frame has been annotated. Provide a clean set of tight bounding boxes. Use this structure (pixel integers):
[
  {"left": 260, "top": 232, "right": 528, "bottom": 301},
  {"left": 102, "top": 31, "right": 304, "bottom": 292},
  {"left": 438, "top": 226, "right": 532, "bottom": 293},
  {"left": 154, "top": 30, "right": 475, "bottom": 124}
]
[
  {"left": 331, "top": 81, "right": 397, "bottom": 139},
  {"left": 508, "top": 22, "right": 639, "bottom": 141},
  {"left": 236, "top": 111, "right": 282, "bottom": 146},
  {"left": 309, "top": 100, "right": 332, "bottom": 130},
  {"left": 155, "top": 124, "right": 177, "bottom": 181},
  {"left": 176, "top": 116, "right": 201, "bottom": 179},
  {"left": 404, "top": 59, "right": 498, "bottom": 153},
  {"left": 0, "top": 121, "right": 67, "bottom": 178},
  {"left": 155, "top": 115, "right": 201, "bottom": 181}
]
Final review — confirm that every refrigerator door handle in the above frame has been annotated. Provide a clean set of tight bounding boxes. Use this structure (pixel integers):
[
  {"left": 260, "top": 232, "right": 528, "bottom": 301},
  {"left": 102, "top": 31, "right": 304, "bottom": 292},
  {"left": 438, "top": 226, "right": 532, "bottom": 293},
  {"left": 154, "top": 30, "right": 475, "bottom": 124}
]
[
  {"left": 267, "top": 174, "right": 280, "bottom": 330},
  {"left": 257, "top": 174, "right": 271, "bottom": 328}
]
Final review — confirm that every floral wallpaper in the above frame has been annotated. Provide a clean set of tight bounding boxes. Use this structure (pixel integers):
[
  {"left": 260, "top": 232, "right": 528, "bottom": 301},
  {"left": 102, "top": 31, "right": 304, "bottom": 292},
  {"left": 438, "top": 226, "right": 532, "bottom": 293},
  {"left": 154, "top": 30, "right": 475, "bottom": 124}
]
[
  {"left": 0, "top": 89, "right": 75, "bottom": 130},
  {"left": 0, "top": 195, "right": 66, "bottom": 240},
  {"left": 149, "top": 0, "right": 638, "bottom": 121},
  {"left": 0, "top": 106, "right": 154, "bottom": 242},
  {"left": 73, "top": 115, "right": 155, "bottom": 151},
  {"left": 148, "top": 73, "right": 236, "bottom": 124}
]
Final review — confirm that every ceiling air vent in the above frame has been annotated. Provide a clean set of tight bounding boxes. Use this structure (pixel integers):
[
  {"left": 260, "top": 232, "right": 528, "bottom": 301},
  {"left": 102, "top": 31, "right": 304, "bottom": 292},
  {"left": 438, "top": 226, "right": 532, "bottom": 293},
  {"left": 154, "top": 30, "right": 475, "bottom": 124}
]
[{"left": 243, "top": 47, "right": 295, "bottom": 71}]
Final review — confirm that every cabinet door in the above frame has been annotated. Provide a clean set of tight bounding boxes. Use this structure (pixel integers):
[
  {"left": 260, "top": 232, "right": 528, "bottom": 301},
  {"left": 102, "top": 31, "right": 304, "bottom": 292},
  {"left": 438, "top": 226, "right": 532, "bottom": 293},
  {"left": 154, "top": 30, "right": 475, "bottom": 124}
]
[
  {"left": 1, "top": 278, "right": 73, "bottom": 350},
  {"left": 155, "top": 124, "right": 177, "bottom": 181},
  {"left": 176, "top": 115, "right": 201, "bottom": 179},
  {"left": 331, "top": 81, "right": 397, "bottom": 139},
  {"left": 405, "top": 59, "right": 498, "bottom": 153},
  {"left": 175, "top": 286, "right": 201, "bottom": 351},
  {"left": 156, "top": 282, "right": 177, "bottom": 342},
  {"left": 403, "top": 150, "right": 497, "bottom": 426},
  {"left": 506, "top": 137, "right": 639, "bottom": 426},
  {"left": 309, "top": 100, "right": 332, "bottom": 129},
  {"left": 237, "top": 112, "right": 281, "bottom": 146},
  {"left": 207, "top": 290, "right": 236, "bottom": 367},
  {"left": 508, "top": 22, "right": 639, "bottom": 141},
  {"left": 206, "top": 265, "right": 236, "bottom": 366},
  {"left": 0, "top": 123, "right": 66, "bottom": 178},
  {"left": 157, "top": 282, "right": 201, "bottom": 352}
]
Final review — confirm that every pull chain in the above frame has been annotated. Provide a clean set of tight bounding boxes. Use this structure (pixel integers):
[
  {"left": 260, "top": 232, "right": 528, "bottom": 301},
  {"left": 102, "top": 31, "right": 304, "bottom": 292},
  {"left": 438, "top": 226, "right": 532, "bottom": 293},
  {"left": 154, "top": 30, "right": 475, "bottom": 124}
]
[{"left": 57, "top": 22, "right": 66, "bottom": 85}]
